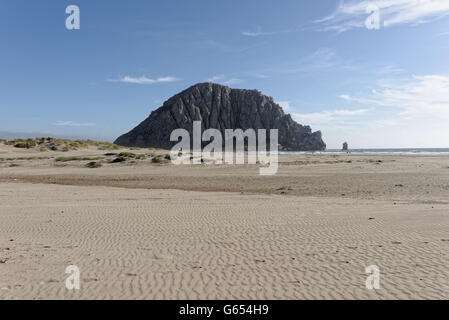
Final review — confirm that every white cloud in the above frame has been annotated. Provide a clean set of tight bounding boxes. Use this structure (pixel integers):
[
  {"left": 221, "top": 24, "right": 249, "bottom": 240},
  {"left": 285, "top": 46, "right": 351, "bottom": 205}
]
[
  {"left": 223, "top": 78, "right": 242, "bottom": 85},
  {"left": 277, "top": 101, "right": 292, "bottom": 112},
  {"left": 207, "top": 75, "right": 224, "bottom": 82},
  {"left": 241, "top": 26, "right": 284, "bottom": 37},
  {"left": 329, "top": 74, "right": 449, "bottom": 148},
  {"left": 293, "top": 112, "right": 334, "bottom": 124},
  {"left": 108, "top": 76, "right": 178, "bottom": 84},
  {"left": 376, "top": 65, "right": 405, "bottom": 75},
  {"left": 54, "top": 121, "right": 95, "bottom": 127},
  {"left": 292, "top": 109, "right": 369, "bottom": 126},
  {"left": 207, "top": 75, "right": 242, "bottom": 86},
  {"left": 251, "top": 73, "right": 270, "bottom": 79},
  {"left": 316, "top": 0, "right": 449, "bottom": 32},
  {"left": 333, "top": 109, "right": 369, "bottom": 116},
  {"left": 292, "top": 48, "right": 338, "bottom": 72},
  {"left": 269, "top": 48, "right": 355, "bottom": 75},
  {"left": 302, "top": 47, "right": 337, "bottom": 70},
  {"left": 241, "top": 25, "right": 304, "bottom": 37},
  {"left": 339, "top": 93, "right": 378, "bottom": 105},
  {"left": 241, "top": 31, "right": 276, "bottom": 37},
  {"left": 342, "top": 74, "right": 449, "bottom": 119},
  {"left": 287, "top": 75, "right": 449, "bottom": 148}
]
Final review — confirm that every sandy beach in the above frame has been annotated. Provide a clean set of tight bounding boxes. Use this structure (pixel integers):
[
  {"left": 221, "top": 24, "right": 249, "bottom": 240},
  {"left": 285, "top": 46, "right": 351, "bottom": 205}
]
[{"left": 0, "top": 144, "right": 448, "bottom": 299}]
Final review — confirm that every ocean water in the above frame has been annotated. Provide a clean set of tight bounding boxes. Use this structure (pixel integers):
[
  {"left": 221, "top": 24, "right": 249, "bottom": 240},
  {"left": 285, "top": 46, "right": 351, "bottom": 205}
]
[{"left": 282, "top": 148, "right": 449, "bottom": 155}]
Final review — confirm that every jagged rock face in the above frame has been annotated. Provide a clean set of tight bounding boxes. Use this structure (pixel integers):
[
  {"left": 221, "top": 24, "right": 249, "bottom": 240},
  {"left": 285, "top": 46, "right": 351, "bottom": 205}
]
[{"left": 114, "top": 83, "right": 326, "bottom": 151}]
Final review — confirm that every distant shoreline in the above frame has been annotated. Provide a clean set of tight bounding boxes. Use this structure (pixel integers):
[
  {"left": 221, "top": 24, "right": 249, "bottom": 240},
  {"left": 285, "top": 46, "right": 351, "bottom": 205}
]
[{"left": 282, "top": 148, "right": 449, "bottom": 155}]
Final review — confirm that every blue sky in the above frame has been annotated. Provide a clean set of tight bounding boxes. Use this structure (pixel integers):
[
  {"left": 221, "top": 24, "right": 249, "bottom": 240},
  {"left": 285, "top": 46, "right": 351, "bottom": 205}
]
[{"left": 1, "top": 0, "right": 449, "bottom": 148}]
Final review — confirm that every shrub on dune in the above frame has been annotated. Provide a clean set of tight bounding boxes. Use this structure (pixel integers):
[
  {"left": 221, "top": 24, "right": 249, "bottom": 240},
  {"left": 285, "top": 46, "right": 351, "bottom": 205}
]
[
  {"left": 152, "top": 155, "right": 170, "bottom": 164},
  {"left": 118, "top": 152, "right": 137, "bottom": 158},
  {"left": 111, "top": 156, "right": 127, "bottom": 163},
  {"left": 55, "top": 157, "right": 102, "bottom": 162},
  {"left": 14, "top": 139, "right": 36, "bottom": 149},
  {"left": 86, "top": 161, "right": 102, "bottom": 168}
]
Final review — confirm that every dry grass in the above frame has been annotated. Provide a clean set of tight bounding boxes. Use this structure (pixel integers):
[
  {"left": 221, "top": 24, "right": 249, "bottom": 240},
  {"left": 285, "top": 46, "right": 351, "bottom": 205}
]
[
  {"left": 3, "top": 137, "right": 124, "bottom": 152},
  {"left": 55, "top": 157, "right": 103, "bottom": 162},
  {"left": 152, "top": 155, "right": 170, "bottom": 164}
]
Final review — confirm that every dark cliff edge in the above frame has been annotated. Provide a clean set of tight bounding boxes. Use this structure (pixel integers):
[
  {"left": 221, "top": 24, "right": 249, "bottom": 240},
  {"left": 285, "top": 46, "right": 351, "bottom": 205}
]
[{"left": 114, "top": 83, "right": 326, "bottom": 151}]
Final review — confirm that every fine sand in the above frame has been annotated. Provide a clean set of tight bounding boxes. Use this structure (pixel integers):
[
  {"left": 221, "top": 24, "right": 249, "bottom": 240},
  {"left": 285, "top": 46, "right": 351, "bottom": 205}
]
[{"left": 0, "top": 144, "right": 448, "bottom": 299}]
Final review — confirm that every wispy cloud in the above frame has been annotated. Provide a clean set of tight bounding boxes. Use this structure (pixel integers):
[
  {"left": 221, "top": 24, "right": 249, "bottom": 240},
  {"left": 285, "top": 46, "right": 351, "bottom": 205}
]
[
  {"left": 375, "top": 65, "right": 405, "bottom": 75},
  {"left": 54, "top": 121, "right": 95, "bottom": 127},
  {"left": 241, "top": 24, "right": 307, "bottom": 37},
  {"left": 277, "top": 101, "right": 293, "bottom": 112},
  {"left": 331, "top": 74, "right": 449, "bottom": 148},
  {"left": 242, "top": 31, "right": 276, "bottom": 37},
  {"left": 341, "top": 74, "right": 449, "bottom": 119},
  {"left": 316, "top": 0, "right": 449, "bottom": 32},
  {"left": 241, "top": 26, "right": 278, "bottom": 37},
  {"left": 207, "top": 75, "right": 224, "bottom": 82},
  {"left": 205, "top": 39, "right": 268, "bottom": 53},
  {"left": 108, "top": 76, "right": 178, "bottom": 84},
  {"left": 207, "top": 75, "right": 242, "bottom": 86},
  {"left": 268, "top": 47, "right": 355, "bottom": 75},
  {"left": 296, "top": 48, "right": 340, "bottom": 72},
  {"left": 223, "top": 78, "right": 242, "bottom": 85},
  {"left": 293, "top": 109, "right": 369, "bottom": 126},
  {"left": 251, "top": 73, "right": 270, "bottom": 79}
]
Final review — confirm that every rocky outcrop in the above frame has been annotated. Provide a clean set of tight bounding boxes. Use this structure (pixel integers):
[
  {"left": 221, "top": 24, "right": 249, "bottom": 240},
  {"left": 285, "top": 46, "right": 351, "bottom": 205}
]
[{"left": 114, "top": 83, "right": 326, "bottom": 151}]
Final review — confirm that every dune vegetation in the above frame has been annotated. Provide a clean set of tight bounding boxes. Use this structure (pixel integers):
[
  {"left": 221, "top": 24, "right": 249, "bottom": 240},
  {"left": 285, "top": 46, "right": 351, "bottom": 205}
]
[{"left": 2, "top": 137, "right": 125, "bottom": 152}]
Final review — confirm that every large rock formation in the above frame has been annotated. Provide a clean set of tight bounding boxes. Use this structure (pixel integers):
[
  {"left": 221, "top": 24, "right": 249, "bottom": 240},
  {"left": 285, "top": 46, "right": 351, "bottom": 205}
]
[{"left": 114, "top": 83, "right": 326, "bottom": 151}]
